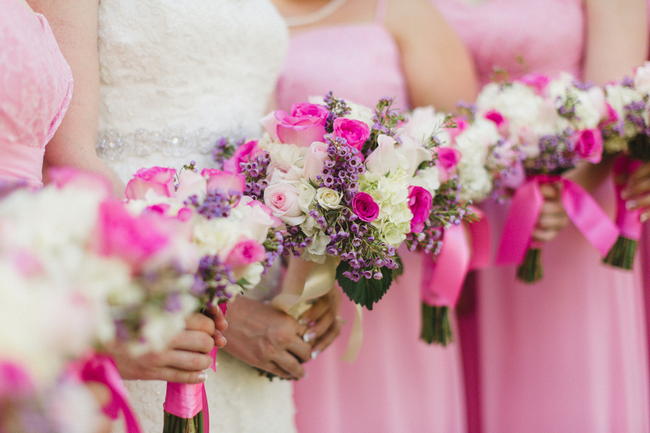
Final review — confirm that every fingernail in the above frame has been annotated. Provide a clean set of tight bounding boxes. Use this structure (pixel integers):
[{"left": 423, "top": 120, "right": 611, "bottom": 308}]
[
  {"left": 311, "top": 350, "right": 320, "bottom": 360},
  {"left": 198, "top": 372, "right": 208, "bottom": 382},
  {"left": 626, "top": 200, "right": 637, "bottom": 210},
  {"left": 298, "top": 318, "right": 308, "bottom": 326},
  {"left": 303, "top": 332, "right": 316, "bottom": 343},
  {"left": 308, "top": 321, "right": 317, "bottom": 328},
  {"left": 641, "top": 212, "right": 650, "bottom": 223}
]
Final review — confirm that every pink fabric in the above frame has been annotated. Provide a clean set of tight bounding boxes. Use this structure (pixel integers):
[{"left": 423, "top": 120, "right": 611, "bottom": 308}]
[
  {"left": 282, "top": 19, "right": 466, "bottom": 433},
  {"left": 436, "top": 1, "right": 650, "bottom": 432},
  {"left": 0, "top": 0, "right": 72, "bottom": 187}
]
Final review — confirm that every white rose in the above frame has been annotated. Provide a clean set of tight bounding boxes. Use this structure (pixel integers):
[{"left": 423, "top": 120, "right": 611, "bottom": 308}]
[
  {"left": 634, "top": 62, "right": 650, "bottom": 95},
  {"left": 306, "top": 230, "right": 330, "bottom": 258},
  {"left": 297, "top": 181, "right": 317, "bottom": 212},
  {"left": 315, "top": 187, "right": 342, "bottom": 210}
]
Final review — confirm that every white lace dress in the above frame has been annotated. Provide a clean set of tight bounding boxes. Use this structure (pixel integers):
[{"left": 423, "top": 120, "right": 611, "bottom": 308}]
[{"left": 96, "top": 1, "right": 294, "bottom": 432}]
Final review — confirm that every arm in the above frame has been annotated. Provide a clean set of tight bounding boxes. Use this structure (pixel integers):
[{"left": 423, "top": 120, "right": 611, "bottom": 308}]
[
  {"left": 387, "top": 0, "right": 478, "bottom": 110},
  {"left": 27, "top": 0, "right": 123, "bottom": 191}
]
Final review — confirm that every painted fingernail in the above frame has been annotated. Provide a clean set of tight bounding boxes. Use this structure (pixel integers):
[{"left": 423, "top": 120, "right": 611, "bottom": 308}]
[
  {"left": 626, "top": 200, "right": 637, "bottom": 210},
  {"left": 298, "top": 318, "right": 308, "bottom": 326},
  {"left": 641, "top": 212, "right": 650, "bottom": 223},
  {"left": 308, "top": 321, "right": 317, "bottom": 327},
  {"left": 198, "top": 372, "right": 208, "bottom": 382},
  {"left": 311, "top": 350, "right": 320, "bottom": 360},
  {"left": 303, "top": 332, "right": 316, "bottom": 343}
]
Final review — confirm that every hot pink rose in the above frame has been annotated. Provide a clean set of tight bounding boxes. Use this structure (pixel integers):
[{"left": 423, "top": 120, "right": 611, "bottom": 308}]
[
  {"left": 125, "top": 167, "right": 177, "bottom": 200},
  {"left": 484, "top": 109, "right": 508, "bottom": 131},
  {"left": 224, "top": 140, "right": 261, "bottom": 173},
  {"left": 333, "top": 118, "right": 371, "bottom": 150},
  {"left": 226, "top": 239, "right": 265, "bottom": 267},
  {"left": 273, "top": 103, "right": 328, "bottom": 147},
  {"left": 446, "top": 117, "right": 468, "bottom": 140},
  {"left": 519, "top": 74, "right": 550, "bottom": 95},
  {"left": 573, "top": 129, "right": 603, "bottom": 164},
  {"left": 49, "top": 167, "right": 113, "bottom": 198},
  {"left": 408, "top": 186, "right": 433, "bottom": 233},
  {"left": 200, "top": 168, "right": 245, "bottom": 196},
  {"left": 437, "top": 147, "right": 461, "bottom": 181},
  {"left": 95, "top": 200, "right": 170, "bottom": 271},
  {"left": 303, "top": 141, "right": 329, "bottom": 180},
  {"left": 264, "top": 182, "right": 304, "bottom": 225},
  {"left": 352, "top": 192, "right": 380, "bottom": 223}
]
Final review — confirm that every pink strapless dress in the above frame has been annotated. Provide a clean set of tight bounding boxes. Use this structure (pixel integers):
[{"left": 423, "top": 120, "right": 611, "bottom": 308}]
[
  {"left": 0, "top": 0, "right": 73, "bottom": 187},
  {"left": 278, "top": 6, "right": 467, "bottom": 433},
  {"left": 435, "top": 0, "right": 650, "bottom": 432}
]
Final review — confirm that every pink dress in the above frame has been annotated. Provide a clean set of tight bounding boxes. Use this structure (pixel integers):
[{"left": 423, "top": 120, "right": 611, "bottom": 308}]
[
  {"left": 0, "top": 0, "right": 73, "bottom": 187},
  {"left": 278, "top": 4, "right": 467, "bottom": 433},
  {"left": 434, "top": 0, "right": 650, "bottom": 432}
]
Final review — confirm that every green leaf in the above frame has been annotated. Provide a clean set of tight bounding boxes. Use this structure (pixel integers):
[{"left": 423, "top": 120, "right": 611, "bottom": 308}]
[{"left": 336, "top": 262, "right": 396, "bottom": 310}]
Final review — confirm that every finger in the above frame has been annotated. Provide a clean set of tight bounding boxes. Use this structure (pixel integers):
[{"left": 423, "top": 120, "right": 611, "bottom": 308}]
[
  {"left": 151, "top": 367, "right": 208, "bottom": 384},
  {"left": 642, "top": 210, "right": 650, "bottom": 223},
  {"left": 628, "top": 163, "right": 650, "bottom": 183},
  {"left": 626, "top": 195, "right": 650, "bottom": 211},
  {"left": 299, "top": 297, "right": 329, "bottom": 327},
  {"left": 540, "top": 200, "right": 565, "bottom": 217},
  {"left": 160, "top": 350, "right": 213, "bottom": 372},
  {"left": 536, "top": 214, "right": 569, "bottom": 231},
  {"left": 214, "top": 331, "right": 227, "bottom": 349},
  {"left": 540, "top": 183, "right": 560, "bottom": 199},
  {"left": 273, "top": 351, "right": 305, "bottom": 380},
  {"left": 531, "top": 229, "right": 558, "bottom": 243},
  {"left": 185, "top": 313, "right": 216, "bottom": 336},
  {"left": 624, "top": 178, "right": 650, "bottom": 200},
  {"left": 206, "top": 304, "right": 229, "bottom": 333},
  {"left": 286, "top": 336, "right": 313, "bottom": 363},
  {"left": 308, "top": 311, "right": 335, "bottom": 342},
  {"left": 263, "top": 362, "right": 293, "bottom": 381},
  {"left": 311, "top": 320, "right": 343, "bottom": 357},
  {"left": 169, "top": 330, "right": 215, "bottom": 354}
]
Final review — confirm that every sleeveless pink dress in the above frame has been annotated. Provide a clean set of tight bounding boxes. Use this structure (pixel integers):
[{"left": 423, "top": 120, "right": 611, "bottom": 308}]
[
  {"left": 434, "top": 1, "right": 650, "bottom": 432},
  {"left": 278, "top": 4, "right": 467, "bottom": 433},
  {"left": 0, "top": 0, "right": 73, "bottom": 187}
]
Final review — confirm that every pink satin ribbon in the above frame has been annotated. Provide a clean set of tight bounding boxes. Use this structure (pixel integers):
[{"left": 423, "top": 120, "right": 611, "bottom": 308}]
[
  {"left": 164, "top": 304, "right": 227, "bottom": 433},
  {"left": 0, "top": 145, "right": 45, "bottom": 187},
  {"left": 497, "top": 175, "right": 619, "bottom": 265},
  {"left": 613, "top": 156, "right": 643, "bottom": 239},
  {"left": 78, "top": 354, "right": 142, "bottom": 433},
  {"left": 419, "top": 210, "right": 491, "bottom": 308}
]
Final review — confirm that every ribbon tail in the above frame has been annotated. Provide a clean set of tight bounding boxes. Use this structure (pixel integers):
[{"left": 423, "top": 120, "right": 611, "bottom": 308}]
[
  {"left": 467, "top": 207, "right": 491, "bottom": 270},
  {"left": 342, "top": 304, "right": 364, "bottom": 362},
  {"left": 560, "top": 178, "right": 619, "bottom": 256},
  {"left": 496, "top": 179, "right": 544, "bottom": 265}
]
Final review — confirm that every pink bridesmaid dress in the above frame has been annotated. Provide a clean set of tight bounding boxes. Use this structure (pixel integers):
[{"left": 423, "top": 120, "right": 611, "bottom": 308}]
[
  {"left": 0, "top": 0, "right": 73, "bottom": 187},
  {"left": 434, "top": 0, "right": 650, "bottom": 432},
  {"left": 278, "top": 3, "right": 467, "bottom": 433}
]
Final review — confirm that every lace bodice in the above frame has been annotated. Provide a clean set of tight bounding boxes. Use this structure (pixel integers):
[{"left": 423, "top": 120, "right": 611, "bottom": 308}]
[
  {"left": 97, "top": 0, "right": 289, "bottom": 180},
  {"left": 96, "top": 2, "right": 294, "bottom": 432},
  {"left": 0, "top": 0, "right": 73, "bottom": 186}
]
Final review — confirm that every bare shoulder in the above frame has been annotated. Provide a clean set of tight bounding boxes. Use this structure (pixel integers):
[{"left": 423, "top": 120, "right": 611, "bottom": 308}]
[{"left": 385, "top": 0, "right": 448, "bottom": 40}]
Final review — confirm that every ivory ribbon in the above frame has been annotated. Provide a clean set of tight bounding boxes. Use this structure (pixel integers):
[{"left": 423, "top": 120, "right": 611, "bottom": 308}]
[
  {"left": 271, "top": 256, "right": 364, "bottom": 362},
  {"left": 163, "top": 304, "right": 227, "bottom": 433},
  {"left": 79, "top": 354, "right": 142, "bottom": 433},
  {"left": 613, "top": 156, "right": 643, "bottom": 240},
  {"left": 497, "top": 175, "right": 619, "bottom": 265}
]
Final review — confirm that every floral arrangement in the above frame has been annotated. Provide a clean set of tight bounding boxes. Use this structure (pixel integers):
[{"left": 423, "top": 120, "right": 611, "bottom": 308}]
[{"left": 475, "top": 73, "right": 618, "bottom": 282}]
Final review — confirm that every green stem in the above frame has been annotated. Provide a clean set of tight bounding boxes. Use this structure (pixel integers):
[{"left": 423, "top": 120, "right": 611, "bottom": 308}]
[
  {"left": 516, "top": 248, "right": 543, "bottom": 283},
  {"left": 603, "top": 236, "right": 637, "bottom": 270},
  {"left": 420, "top": 304, "right": 453, "bottom": 346}
]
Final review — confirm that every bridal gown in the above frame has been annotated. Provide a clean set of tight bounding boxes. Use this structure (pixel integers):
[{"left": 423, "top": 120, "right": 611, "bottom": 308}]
[{"left": 95, "top": 1, "right": 294, "bottom": 431}]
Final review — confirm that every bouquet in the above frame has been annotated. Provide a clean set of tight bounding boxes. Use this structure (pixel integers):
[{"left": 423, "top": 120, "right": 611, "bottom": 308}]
[
  {"left": 600, "top": 66, "right": 650, "bottom": 269},
  {"left": 476, "top": 73, "right": 618, "bottom": 282},
  {"left": 124, "top": 164, "right": 281, "bottom": 433}
]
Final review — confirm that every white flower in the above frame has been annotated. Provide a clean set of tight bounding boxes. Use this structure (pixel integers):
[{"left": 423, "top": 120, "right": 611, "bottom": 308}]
[
  {"left": 315, "top": 187, "right": 342, "bottom": 210},
  {"left": 634, "top": 62, "right": 650, "bottom": 95},
  {"left": 297, "top": 181, "right": 317, "bottom": 212},
  {"left": 411, "top": 167, "right": 441, "bottom": 196}
]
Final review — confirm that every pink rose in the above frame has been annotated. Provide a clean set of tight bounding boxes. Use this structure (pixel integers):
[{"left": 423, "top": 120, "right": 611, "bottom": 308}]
[
  {"left": 408, "top": 186, "right": 433, "bottom": 233},
  {"left": 303, "top": 141, "right": 329, "bottom": 180},
  {"left": 49, "top": 167, "right": 113, "bottom": 198},
  {"left": 273, "top": 103, "right": 328, "bottom": 147},
  {"left": 602, "top": 102, "right": 620, "bottom": 126},
  {"left": 200, "top": 168, "right": 245, "bottom": 196},
  {"left": 519, "top": 74, "right": 551, "bottom": 95},
  {"left": 264, "top": 182, "right": 304, "bottom": 225},
  {"left": 95, "top": 200, "right": 171, "bottom": 271},
  {"left": 176, "top": 207, "right": 193, "bottom": 222},
  {"left": 175, "top": 169, "right": 207, "bottom": 202},
  {"left": 446, "top": 117, "right": 468, "bottom": 140},
  {"left": 224, "top": 140, "right": 261, "bottom": 173},
  {"left": 226, "top": 239, "right": 265, "bottom": 267},
  {"left": 484, "top": 109, "right": 508, "bottom": 132},
  {"left": 573, "top": 129, "right": 603, "bottom": 164},
  {"left": 352, "top": 192, "right": 380, "bottom": 223},
  {"left": 333, "top": 118, "right": 371, "bottom": 150},
  {"left": 125, "top": 166, "right": 177, "bottom": 200},
  {"left": 437, "top": 147, "right": 461, "bottom": 181}
]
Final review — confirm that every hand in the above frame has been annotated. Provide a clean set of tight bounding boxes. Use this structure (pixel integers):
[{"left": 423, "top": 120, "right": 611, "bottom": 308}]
[
  {"left": 622, "top": 162, "right": 650, "bottom": 221},
  {"left": 111, "top": 313, "right": 215, "bottom": 384},
  {"left": 299, "top": 290, "right": 342, "bottom": 359},
  {"left": 85, "top": 383, "right": 113, "bottom": 433},
  {"left": 531, "top": 183, "right": 569, "bottom": 243},
  {"left": 222, "top": 297, "right": 311, "bottom": 380},
  {"left": 205, "top": 303, "right": 228, "bottom": 348}
]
